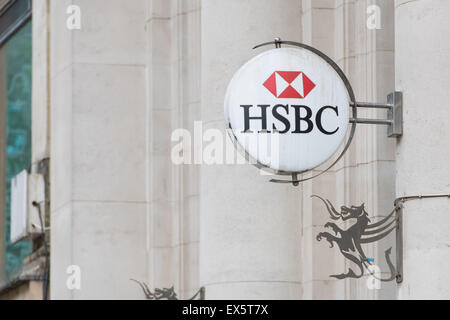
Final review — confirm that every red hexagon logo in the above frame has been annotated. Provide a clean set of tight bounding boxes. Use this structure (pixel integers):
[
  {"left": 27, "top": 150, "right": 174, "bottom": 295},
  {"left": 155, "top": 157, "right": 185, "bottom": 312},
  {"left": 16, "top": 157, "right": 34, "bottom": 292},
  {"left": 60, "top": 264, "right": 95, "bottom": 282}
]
[{"left": 263, "top": 71, "right": 316, "bottom": 98}]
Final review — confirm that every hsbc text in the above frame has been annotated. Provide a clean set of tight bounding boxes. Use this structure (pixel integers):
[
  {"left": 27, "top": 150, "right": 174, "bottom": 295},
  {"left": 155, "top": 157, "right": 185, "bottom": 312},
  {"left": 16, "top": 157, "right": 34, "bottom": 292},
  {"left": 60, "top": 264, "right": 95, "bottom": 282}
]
[{"left": 240, "top": 104, "right": 340, "bottom": 135}]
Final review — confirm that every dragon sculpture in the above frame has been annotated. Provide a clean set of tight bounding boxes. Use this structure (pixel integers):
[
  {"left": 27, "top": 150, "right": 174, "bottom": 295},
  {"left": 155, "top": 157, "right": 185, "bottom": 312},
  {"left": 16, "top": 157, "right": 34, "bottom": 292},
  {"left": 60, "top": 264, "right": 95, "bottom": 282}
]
[
  {"left": 131, "top": 279, "right": 204, "bottom": 300},
  {"left": 312, "top": 195, "right": 398, "bottom": 281}
]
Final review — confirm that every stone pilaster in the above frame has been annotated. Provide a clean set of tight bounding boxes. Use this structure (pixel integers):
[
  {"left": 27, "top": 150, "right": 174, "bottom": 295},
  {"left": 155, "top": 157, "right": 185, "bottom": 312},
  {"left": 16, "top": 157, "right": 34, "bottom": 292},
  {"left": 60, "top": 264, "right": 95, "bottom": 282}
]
[{"left": 395, "top": 0, "right": 450, "bottom": 299}]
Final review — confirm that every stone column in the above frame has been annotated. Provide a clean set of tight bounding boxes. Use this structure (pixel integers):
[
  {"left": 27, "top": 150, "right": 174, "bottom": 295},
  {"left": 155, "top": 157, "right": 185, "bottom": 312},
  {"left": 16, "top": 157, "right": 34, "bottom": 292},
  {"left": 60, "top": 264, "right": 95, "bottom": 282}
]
[
  {"left": 50, "top": 0, "right": 148, "bottom": 299},
  {"left": 395, "top": 0, "right": 450, "bottom": 299},
  {"left": 200, "top": 0, "right": 302, "bottom": 299}
]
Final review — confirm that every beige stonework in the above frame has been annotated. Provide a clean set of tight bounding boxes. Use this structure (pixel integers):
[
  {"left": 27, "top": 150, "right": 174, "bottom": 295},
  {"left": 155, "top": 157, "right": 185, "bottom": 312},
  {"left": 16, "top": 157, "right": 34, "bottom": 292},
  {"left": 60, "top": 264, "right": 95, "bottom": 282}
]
[
  {"left": 26, "top": 0, "right": 448, "bottom": 300},
  {"left": 395, "top": 0, "right": 450, "bottom": 299},
  {"left": 199, "top": 0, "right": 303, "bottom": 300},
  {"left": 300, "top": 0, "right": 396, "bottom": 300}
]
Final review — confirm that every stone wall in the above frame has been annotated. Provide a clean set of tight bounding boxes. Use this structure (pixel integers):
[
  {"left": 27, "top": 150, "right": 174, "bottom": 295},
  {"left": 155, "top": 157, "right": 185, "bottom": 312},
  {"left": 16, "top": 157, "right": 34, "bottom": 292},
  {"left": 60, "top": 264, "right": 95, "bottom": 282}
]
[
  {"left": 299, "top": 0, "right": 396, "bottom": 300},
  {"left": 43, "top": 0, "right": 448, "bottom": 299}
]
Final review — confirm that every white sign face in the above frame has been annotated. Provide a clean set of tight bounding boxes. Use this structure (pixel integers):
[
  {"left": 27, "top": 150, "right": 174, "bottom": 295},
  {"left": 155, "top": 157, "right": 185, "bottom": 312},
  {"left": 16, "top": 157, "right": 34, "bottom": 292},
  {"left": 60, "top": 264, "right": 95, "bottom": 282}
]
[{"left": 224, "top": 47, "right": 350, "bottom": 173}]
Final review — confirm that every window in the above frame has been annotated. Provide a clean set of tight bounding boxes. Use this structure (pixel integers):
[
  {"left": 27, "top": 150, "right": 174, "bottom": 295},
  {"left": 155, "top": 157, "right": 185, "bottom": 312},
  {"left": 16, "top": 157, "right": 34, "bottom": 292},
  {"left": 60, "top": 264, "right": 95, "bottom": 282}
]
[{"left": 0, "top": 0, "right": 31, "bottom": 286}]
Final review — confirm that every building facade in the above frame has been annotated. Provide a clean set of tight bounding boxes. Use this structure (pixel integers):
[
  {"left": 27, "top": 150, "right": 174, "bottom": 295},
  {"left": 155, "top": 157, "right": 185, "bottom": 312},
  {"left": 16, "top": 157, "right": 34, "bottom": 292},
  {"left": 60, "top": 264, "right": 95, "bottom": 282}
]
[{"left": 0, "top": 0, "right": 449, "bottom": 300}]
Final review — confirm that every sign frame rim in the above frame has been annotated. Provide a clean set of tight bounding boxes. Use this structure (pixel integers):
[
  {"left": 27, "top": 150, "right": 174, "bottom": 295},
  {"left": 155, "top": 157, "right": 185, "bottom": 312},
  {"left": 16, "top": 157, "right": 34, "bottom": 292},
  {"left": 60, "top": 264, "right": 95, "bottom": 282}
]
[{"left": 225, "top": 41, "right": 357, "bottom": 178}]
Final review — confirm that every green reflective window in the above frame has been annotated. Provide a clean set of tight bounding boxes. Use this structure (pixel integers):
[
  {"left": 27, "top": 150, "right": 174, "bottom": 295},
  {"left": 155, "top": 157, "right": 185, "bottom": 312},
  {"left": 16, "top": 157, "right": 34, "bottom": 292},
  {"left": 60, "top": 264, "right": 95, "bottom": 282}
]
[{"left": 0, "top": 20, "right": 32, "bottom": 283}]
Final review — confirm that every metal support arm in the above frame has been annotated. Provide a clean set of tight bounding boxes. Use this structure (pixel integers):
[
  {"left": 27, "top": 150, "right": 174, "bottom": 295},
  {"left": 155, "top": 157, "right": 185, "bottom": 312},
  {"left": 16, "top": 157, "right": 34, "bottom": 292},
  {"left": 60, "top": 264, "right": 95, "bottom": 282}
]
[{"left": 350, "top": 92, "right": 403, "bottom": 138}]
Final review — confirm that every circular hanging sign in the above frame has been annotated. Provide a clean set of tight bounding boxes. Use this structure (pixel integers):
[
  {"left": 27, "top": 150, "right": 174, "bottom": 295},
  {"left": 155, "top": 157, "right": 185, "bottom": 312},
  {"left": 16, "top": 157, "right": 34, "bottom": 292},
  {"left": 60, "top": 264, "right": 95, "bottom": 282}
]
[{"left": 225, "top": 46, "right": 352, "bottom": 174}]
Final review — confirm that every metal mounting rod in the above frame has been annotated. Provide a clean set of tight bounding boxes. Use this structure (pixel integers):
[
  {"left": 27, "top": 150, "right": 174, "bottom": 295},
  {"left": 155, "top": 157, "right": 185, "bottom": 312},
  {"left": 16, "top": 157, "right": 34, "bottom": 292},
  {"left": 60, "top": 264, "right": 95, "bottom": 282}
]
[
  {"left": 350, "top": 118, "right": 393, "bottom": 125},
  {"left": 395, "top": 194, "right": 450, "bottom": 205},
  {"left": 349, "top": 92, "right": 403, "bottom": 138},
  {"left": 392, "top": 193, "right": 449, "bottom": 284},
  {"left": 351, "top": 102, "right": 393, "bottom": 109},
  {"left": 395, "top": 206, "right": 403, "bottom": 283}
]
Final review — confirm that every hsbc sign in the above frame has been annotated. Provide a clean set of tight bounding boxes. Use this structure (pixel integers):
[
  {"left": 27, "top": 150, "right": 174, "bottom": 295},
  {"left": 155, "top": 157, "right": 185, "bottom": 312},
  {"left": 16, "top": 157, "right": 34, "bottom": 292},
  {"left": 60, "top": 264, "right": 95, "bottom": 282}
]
[
  {"left": 225, "top": 46, "right": 352, "bottom": 174},
  {"left": 222, "top": 40, "right": 404, "bottom": 283}
]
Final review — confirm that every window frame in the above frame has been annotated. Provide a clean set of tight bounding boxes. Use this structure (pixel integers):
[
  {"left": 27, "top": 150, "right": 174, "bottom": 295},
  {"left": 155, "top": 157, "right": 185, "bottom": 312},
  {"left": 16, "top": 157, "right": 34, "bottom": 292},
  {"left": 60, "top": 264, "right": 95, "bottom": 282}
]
[
  {"left": 0, "top": 0, "right": 32, "bottom": 47},
  {"left": 0, "top": 0, "right": 32, "bottom": 286}
]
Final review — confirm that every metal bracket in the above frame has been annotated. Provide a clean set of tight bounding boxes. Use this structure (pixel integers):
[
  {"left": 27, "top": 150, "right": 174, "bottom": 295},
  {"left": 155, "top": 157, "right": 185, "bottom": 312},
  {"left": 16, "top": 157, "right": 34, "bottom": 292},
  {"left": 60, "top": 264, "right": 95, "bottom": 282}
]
[
  {"left": 395, "top": 204, "right": 403, "bottom": 283},
  {"left": 393, "top": 193, "right": 449, "bottom": 284},
  {"left": 387, "top": 92, "right": 403, "bottom": 137},
  {"left": 350, "top": 92, "right": 403, "bottom": 138}
]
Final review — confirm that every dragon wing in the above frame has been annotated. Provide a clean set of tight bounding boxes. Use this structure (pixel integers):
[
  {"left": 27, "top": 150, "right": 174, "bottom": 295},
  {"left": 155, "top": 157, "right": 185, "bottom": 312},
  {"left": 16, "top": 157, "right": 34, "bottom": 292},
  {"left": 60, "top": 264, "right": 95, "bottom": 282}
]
[
  {"left": 360, "top": 226, "right": 397, "bottom": 244},
  {"left": 365, "top": 208, "right": 396, "bottom": 229}
]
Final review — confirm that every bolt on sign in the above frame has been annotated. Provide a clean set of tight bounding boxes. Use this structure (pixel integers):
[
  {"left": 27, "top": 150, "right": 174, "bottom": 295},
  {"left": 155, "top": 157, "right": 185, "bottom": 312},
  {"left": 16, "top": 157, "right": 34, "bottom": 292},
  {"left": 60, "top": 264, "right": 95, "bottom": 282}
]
[{"left": 225, "top": 47, "right": 351, "bottom": 175}]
